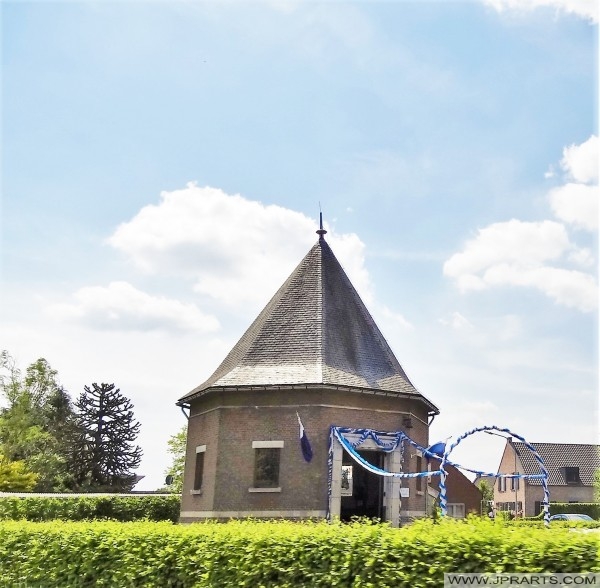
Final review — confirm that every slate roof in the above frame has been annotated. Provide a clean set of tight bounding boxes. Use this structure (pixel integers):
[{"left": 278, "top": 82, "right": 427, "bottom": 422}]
[
  {"left": 514, "top": 442, "right": 600, "bottom": 486},
  {"left": 179, "top": 233, "right": 438, "bottom": 413}
]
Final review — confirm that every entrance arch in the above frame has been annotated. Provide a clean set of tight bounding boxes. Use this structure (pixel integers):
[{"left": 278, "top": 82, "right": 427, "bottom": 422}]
[{"left": 438, "top": 426, "right": 550, "bottom": 525}]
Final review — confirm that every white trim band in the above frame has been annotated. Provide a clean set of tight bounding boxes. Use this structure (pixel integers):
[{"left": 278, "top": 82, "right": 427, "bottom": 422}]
[
  {"left": 248, "top": 487, "right": 281, "bottom": 493},
  {"left": 181, "top": 510, "right": 327, "bottom": 519},
  {"left": 252, "top": 440, "right": 284, "bottom": 449}
]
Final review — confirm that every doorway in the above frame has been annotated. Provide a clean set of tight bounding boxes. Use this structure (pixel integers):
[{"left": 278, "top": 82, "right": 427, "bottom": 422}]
[{"left": 340, "top": 450, "right": 385, "bottom": 521}]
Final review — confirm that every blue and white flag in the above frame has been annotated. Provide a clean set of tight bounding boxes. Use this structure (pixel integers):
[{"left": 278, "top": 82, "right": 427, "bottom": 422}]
[{"left": 297, "top": 413, "right": 313, "bottom": 462}]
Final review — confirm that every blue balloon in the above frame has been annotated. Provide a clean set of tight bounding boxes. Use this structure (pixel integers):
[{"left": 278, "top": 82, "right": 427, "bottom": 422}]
[{"left": 425, "top": 440, "right": 446, "bottom": 459}]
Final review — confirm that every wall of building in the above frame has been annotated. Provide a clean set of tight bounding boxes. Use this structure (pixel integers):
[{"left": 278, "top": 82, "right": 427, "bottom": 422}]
[
  {"left": 493, "top": 441, "right": 526, "bottom": 515},
  {"left": 429, "top": 462, "right": 483, "bottom": 517},
  {"left": 180, "top": 386, "right": 431, "bottom": 523},
  {"left": 524, "top": 484, "right": 595, "bottom": 516}
]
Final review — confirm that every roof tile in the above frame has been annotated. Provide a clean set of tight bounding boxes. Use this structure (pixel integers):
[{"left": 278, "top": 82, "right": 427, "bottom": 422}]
[{"left": 179, "top": 236, "right": 437, "bottom": 412}]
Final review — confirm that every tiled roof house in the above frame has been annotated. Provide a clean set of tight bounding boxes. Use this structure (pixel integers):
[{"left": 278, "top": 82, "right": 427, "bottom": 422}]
[
  {"left": 494, "top": 439, "right": 600, "bottom": 516},
  {"left": 177, "top": 224, "right": 440, "bottom": 525}
]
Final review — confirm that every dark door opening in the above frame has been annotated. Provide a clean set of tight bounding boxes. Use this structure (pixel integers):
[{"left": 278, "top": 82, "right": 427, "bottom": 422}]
[{"left": 340, "top": 450, "right": 384, "bottom": 521}]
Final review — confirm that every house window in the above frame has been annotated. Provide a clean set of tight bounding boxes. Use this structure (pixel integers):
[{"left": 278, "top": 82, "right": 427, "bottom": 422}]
[
  {"left": 447, "top": 503, "right": 465, "bottom": 519},
  {"left": 194, "top": 445, "right": 206, "bottom": 491},
  {"left": 510, "top": 474, "right": 520, "bottom": 491},
  {"left": 416, "top": 456, "right": 422, "bottom": 492},
  {"left": 498, "top": 477, "right": 507, "bottom": 492},
  {"left": 252, "top": 441, "right": 283, "bottom": 489},
  {"left": 565, "top": 467, "right": 580, "bottom": 484}
]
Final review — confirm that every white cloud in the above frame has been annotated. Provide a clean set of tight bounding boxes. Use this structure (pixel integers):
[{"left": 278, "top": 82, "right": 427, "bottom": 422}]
[
  {"left": 108, "top": 184, "right": 372, "bottom": 311},
  {"left": 439, "top": 311, "right": 473, "bottom": 331},
  {"left": 481, "top": 0, "right": 599, "bottom": 24},
  {"left": 549, "top": 183, "right": 599, "bottom": 231},
  {"left": 443, "top": 219, "right": 597, "bottom": 312},
  {"left": 548, "top": 135, "right": 599, "bottom": 231},
  {"left": 48, "top": 281, "right": 220, "bottom": 333},
  {"left": 560, "top": 135, "right": 599, "bottom": 184},
  {"left": 378, "top": 305, "right": 413, "bottom": 330}
]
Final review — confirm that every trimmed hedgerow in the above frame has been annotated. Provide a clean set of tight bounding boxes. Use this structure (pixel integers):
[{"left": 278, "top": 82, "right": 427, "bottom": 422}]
[
  {"left": 550, "top": 502, "right": 600, "bottom": 520},
  {"left": 0, "top": 517, "right": 597, "bottom": 588},
  {"left": 0, "top": 495, "right": 180, "bottom": 522}
]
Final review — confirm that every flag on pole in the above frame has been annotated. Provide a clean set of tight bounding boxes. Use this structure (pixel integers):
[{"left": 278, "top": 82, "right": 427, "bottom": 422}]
[{"left": 296, "top": 412, "right": 313, "bottom": 462}]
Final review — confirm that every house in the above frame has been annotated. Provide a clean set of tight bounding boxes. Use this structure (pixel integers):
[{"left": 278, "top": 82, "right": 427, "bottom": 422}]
[
  {"left": 493, "top": 439, "right": 600, "bottom": 516},
  {"left": 428, "top": 459, "right": 483, "bottom": 518},
  {"left": 176, "top": 223, "right": 442, "bottom": 526}
]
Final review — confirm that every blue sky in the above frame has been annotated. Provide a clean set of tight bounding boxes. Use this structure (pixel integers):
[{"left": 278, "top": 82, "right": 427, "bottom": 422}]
[{"left": 2, "top": 0, "right": 597, "bottom": 490}]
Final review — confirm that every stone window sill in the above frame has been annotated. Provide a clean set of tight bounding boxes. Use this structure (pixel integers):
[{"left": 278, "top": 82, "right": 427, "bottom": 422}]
[
  {"left": 190, "top": 489, "right": 203, "bottom": 495},
  {"left": 248, "top": 487, "right": 281, "bottom": 493}
]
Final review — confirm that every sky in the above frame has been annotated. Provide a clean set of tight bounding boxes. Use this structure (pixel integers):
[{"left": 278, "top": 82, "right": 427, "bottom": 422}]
[{"left": 1, "top": 0, "right": 598, "bottom": 491}]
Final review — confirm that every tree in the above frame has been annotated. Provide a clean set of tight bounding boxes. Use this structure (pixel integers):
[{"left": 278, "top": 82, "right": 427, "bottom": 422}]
[
  {"left": 74, "top": 383, "right": 142, "bottom": 492},
  {"left": 162, "top": 425, "right": 187, "bottom": 493},
  {"left": 0, "top": 454, "right": 38, "bottom": 491},
  {"left": 0, "top": 351, "right": 78, "bottom": 491},
  {"left": 477, "top": 479, "right": 494, "bottom": 503},
  {"left": 594, "top": 469, "right": 600, "bottom": 502}
]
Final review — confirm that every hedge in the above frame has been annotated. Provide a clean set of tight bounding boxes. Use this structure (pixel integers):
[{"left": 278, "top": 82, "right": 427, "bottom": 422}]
[
  {"left": 0, "top": 495, "right": 180, "bottom": 522},
  {"left": 550, "top": 502, "right": 600, "bottom": 520},
  {"left": 0, "top": 517, "right": 597, "bottom": 587}
]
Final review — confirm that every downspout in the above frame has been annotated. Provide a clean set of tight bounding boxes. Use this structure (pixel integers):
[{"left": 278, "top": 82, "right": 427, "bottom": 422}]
[{"left": 179, "top": 404, "right": 190, "bottom": 420}]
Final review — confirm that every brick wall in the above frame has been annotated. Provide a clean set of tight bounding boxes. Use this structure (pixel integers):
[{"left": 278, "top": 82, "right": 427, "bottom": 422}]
[{"left": 180, "top": 386, "right": 431, "bottom": 522}]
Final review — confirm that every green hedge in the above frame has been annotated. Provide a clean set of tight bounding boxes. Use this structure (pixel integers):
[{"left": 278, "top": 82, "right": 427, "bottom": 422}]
[
  {"left": 0, "top": 518, "right": 597, "bottom": 587},
  {"left": 0, "top": 495, "right": 180, "bottom": 522},
  {"left": 550, "top": 502, "right": 600, "bottom": 519}
]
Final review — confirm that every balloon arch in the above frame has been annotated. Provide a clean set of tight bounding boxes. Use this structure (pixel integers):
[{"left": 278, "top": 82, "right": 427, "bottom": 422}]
[{"left": 327, "top": 425, "right": 550, "bottom": 526}]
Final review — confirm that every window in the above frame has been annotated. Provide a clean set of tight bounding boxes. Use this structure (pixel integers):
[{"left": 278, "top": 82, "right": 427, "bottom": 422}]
[
  {"left": 498, "top": 477, "right": 507, "bottom": 492},
  {"left": 194, "top": 445, "right": 206, "bottom": 491},
  {"left": 252, "top": 441, "right": 283, "bottom": 489},
  {"left": 565, "top": 467, "right": 580, "bottom": 484},
  {"left": 447, "top": 503, "right": 465, "bottom": 519},
  {"left": 510, "top": 474, "right": 520, "bottom": 491},
  {"left": 416, "top": 456, "right": 422, "bottom": 492}
]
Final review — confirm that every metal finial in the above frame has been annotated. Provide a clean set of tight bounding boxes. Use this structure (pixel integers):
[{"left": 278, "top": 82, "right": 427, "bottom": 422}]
[{"left": 316, "top": 211, "right": 327, "bottom": 239}]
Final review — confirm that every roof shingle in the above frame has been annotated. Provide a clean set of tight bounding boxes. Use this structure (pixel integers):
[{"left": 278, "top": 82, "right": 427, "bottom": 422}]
[
  {"left": 179, "top": 235, "right": 437, "bottom": 412},
  {"left": 514, "top": 442, "right": 600, "bottom": 486}
]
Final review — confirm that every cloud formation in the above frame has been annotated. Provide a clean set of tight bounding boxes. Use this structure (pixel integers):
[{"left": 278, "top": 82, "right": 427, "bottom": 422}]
[
  {"left": 481, "top": 0, "right": 598, "bottom": 24},
  {"left": 444, "top": 136, "right": 598, "bottom": 312},
  {"left": 549, "top": 135, "right": 599, "bottom": 231},
  {"left": 443, "top": 219, "right": 597, "bottom": 312},
  {"left": 108, "top": 184, "right": 372, "bottom": 310},
  {"left": 48, "top": 281, "right": 220, "bottom": 333}
]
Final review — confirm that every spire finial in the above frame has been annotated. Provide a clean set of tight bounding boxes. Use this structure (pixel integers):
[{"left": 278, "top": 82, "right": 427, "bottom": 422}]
[{"left": 316, "top": 208, "right": 327, "bottom": 239}]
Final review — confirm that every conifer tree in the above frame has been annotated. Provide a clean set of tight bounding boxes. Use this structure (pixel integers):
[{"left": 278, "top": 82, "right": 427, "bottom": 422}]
[{"left": 74, "top": 383, "right": 142, "bottom": 491}]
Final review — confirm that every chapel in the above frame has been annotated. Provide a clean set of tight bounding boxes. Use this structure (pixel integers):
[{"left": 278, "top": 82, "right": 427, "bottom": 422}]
[{"left": 177, "top": 221, "right": 439, "bottom": 525}]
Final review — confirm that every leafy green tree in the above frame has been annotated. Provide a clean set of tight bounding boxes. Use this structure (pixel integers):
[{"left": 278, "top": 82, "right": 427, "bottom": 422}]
[
  {"left": 74, "top": 383, "right": 142, "bottom": 492},
  {"left": 594, "top": 469, "right": 600, "bottom": 502},
  {"left": 0, "top": 453, "right": 38, "bottom": 491},
  {"left": 162, "top": 426, "right": 187, "bottom": 493},
  {"left": 477, "top": 479, "right": 494, "bottom": 503},
  {"left": 0, "top": 351, "right": 77, "bottom": 491}
]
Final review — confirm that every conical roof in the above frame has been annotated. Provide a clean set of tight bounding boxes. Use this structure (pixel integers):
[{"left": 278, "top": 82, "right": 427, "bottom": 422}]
[{"left": 179, "top": 233, "right": 438, "bottom": 413}]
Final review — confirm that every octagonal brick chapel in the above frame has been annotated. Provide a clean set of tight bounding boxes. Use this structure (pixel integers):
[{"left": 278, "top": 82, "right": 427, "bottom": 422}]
[{"left": 177, "top": 224, "right": 439, "bottom": 526}]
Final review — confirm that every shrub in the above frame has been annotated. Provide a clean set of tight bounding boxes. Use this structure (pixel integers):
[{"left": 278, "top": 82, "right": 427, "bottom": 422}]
[
  {"left": 549, "top": 502, "right": 600, "bottom": 520},
  {"left": 0, "top": 517, "right": 597, "bottom": 587},
  {"left": 0, "top": 494, "right": 180, "bottom": 522}
]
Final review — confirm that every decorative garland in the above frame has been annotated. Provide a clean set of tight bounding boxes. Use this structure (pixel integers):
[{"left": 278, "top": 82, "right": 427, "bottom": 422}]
[{"left": 327, "top": 425, "right": 550, "bottom": 526}]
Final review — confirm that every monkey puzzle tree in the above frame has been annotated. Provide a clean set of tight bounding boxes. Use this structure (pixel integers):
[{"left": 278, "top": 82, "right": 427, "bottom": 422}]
[{"left": 74, "top": 383, "right": 142, "bottom": 492}]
